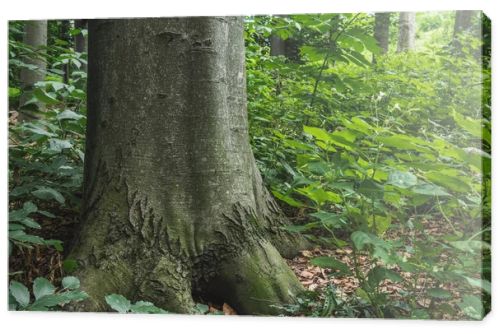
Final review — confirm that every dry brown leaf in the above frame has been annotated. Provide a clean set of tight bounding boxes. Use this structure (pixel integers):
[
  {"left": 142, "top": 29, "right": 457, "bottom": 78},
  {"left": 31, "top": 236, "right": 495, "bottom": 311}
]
[{"left": 222, "top": 303, "right": 237, "bottom": 315}]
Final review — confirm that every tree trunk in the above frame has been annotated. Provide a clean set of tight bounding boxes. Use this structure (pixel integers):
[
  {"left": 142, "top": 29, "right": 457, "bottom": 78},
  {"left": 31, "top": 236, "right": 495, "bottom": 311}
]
[
  {"left": 19, "top": 20, "right": 47, "bottom": 122},
  {"left": 452, "top": 10, "right": 477, "bottom": 52},
  {"left": 397, "top": 12, "right": 416, "bottom": 52},
  {"left": 74, "top": 19, "right": 87, "bottom": 72},
  {"left": 270, "top": 34, "right": 286, "bottom": 56},
  {"left": 374, "top": 12, "right": 390, "bottom": 54},
  {"left": 60, "top": 20, "right": 71, "bottom": 84},
  {"left": 69, "top": 17, "right": 306, "bottom": 315}
]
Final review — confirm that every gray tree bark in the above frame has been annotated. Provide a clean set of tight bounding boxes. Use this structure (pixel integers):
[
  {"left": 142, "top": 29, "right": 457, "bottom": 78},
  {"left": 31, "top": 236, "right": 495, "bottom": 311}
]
[
  {"left": 69, "top": 17, "right": 306, "bottom": 315},
  {"left": 19, "top": 20, "right": 47, "bottom": 122},
  {"left": 74, "top": 20, "right": 87, "bottom": 72},
  {"left": 374, "top": 12, "right": 391, "bottom": 54},
  {"left": 270, "top": 34, "right": 286, "bottom": 56},
  {"left": 397, "top": 12, "right": 416, "bottom": 52},
  {"left": 452, "top": 10, "right": 478, "bottom": 52}
]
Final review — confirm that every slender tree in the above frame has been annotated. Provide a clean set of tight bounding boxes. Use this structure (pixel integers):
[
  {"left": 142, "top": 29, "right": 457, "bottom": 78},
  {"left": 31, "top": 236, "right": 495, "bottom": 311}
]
[
  {"left": 397, "top": 12, "right": 416, "bottom": 52},
  {"left": 374, "top": 12, "right": 391, "bottom": 55},
  {"left": 74, "top": 19, "right": 87, "bottom": 72},
  {"left": 270, "top": 34, "right": 286, "bottom": 56},
  {"left": 69, "top": 17, "right": 306, "bottom": 315},
  {"left": 452, "top": 10, "right": 477, "bottom": 52},
  {"left": 19, "top": 20, "right": 47, "bottom": 121}
]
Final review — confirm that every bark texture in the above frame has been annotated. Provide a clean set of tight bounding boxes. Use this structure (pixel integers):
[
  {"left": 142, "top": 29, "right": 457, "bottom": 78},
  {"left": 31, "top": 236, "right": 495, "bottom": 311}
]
[
  {"left": 397, "top": 12, "right": 416, "bottom": 52},
  {"left": 69, "top": 17, "right": 306, "bottom": 315},
  {"left": 452, "top": 11, "right": 478, "bottom": 52},
  {"left": 19, "top": 20, "right": 47, "bottom": 121},
  {"left": 374, "top": 12, "right": 391, "bottom": 54},
  {"left": 74, "top": 20, "right": 87, "bottom": 72},
  {"left": 270, "top": 34, "right": 286, "bottom": 56}
]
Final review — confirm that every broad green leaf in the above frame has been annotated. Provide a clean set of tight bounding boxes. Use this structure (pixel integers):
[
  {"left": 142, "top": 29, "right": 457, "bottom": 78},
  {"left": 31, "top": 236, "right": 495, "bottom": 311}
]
[
  {"left": 57, "top": 109, "right": 85, "bottom": 121},
  {"left": 311, "top": 257, "right": 351, "bottom": 275},
  {"left": 23, "top": 201, "right": 38, "bottom": 214},
  {"left": 130, "top": 301, "right": 168, "bottom": 314},
  {"left": 272, "top": 190, "right": 305, "bottom": 208},
  {"left": 463, "top": 276, "right": 491, "bottom": 294},
  {"left": 62, "top": 276, "right": 80, "bottom": 290},
  {"left": 458, "top": 295, "right": 485, "bottom": 320},
  {"left": 105, "top": 294, "right": 131, "bottom": 313},
  {"left": 427, "top": 288, "right": 452, "bottom": 299},
  {"left": 386, "top": 171, "right": 417, "bottom": 189},
  {"left": 367, "top": 267, "right": 403, "bottom": 288},
  {"left": 411, "top": 183, "right": 450, "bottom": 197},
  {"left": 303, "top": 126, "right": 331, "bottom": 142},
  {"left": 9, "top": 281, "right": 30, "bottom": 307},
  {"left": 49, "top": 138, "right": 73, "bottom": 153},
  {"left": 33, "top": 88, "right": 59, "bottom": 105},
  {"left": 9, "top": 87, "right": 21, "bottom": 98},
  {"left": 452, "top": 111, "right": 482, "bottom": 138},
  {"left": 33, "top": 277, "right": 55, "bottom": 300},
  {"left": 32, "top": 187, "right": 65, "bottom": 204},
  {"left": 425, "top": 171, "right": 470, "bottom": 193}
]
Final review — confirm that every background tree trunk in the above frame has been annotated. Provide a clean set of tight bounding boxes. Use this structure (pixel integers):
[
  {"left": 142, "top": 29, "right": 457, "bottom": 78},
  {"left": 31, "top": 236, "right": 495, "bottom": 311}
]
[
  {"left": 397, "top": 12, "right": 416, "bottom": 52},
  {"left": 74, "top": 19, "right": 87, "bottom": 72},
  {"left": 374, "top": 12, "right": 391, "bottom": 55},
  {"left": 452, "top": 10, "right": 477, "bottom": 52},
  {"left": 270, "top": 34, "right": 286, "bottom": 56},
  {"left": 69, "top": 17, "right": 306, "bottom": 315},
  {"left": 19, "top": 20, "right": 47, "bottom": 122}
]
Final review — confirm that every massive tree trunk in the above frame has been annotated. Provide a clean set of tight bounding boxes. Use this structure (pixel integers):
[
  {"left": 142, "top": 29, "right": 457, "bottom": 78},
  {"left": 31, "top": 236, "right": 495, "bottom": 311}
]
[
  {"left": 19, "top": 20, "right": 47, "bottom": 122},
  {"left": 69, "top": 17, "right": 306, "bottom": 315},
  {"left": 397, "top": 12, "right": 416, "bottom": 52},
  {"left": 374, "top": 12, "right": 391, "bottom": 55}
]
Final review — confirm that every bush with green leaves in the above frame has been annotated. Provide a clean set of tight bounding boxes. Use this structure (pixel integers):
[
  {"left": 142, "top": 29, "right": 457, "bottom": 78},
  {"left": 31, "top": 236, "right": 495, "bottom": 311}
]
[
  {"left": 9, "top": 276, "right": 88, "bottom": 311},
  {"left": 246, "top": 13, "right": 490, "bottom": 319}
]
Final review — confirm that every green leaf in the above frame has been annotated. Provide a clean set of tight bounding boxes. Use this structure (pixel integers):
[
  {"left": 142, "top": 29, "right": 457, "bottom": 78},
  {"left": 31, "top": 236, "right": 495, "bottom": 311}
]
[
  {"left": 463, "top": 276, "right": 491, "bottom": 295},
  {"left": 9, "top": 87, "right": 21, "bottom": 98},
  {"left": 386, "top": 171, "right": 417, "bottom": 189},
  {"left": 33, "top": 277, "right": 55, "bottom": 300},
  {"left": 303, "top": 126, "right": 331, "bottom": 142},
  {"left": 367, "top": 267, "right": 403, "bottom": 288},
  {"left": 458, "top": 295, "right": 485, "bottom": 320},
  {"left": 10, "top": 281, "right": 30, "bottom": 307},
  {"left": 194, "top": 303, "right": 209, "bottom": 314},
  {"left": 411, "top": 183, "right": 451, "bottom": 197},
  {"left": 130, "top": 301, "right": 168, "bottom": 314},
  {"left": 427, "top": 288, "right": 452, "bottom": 299},
  {"left": 452, "top": 111, "right": 482, "bottom": 138},
  {"left": 32, "top": 187, "right": 65, "bottom": 204},
  {"left": 62, "top": 276, "right": 80, "bottom": 290},
  {"left": 311, "top": 257, "right": 351, "bottom": 275},
  {"left": 105, "top": 294, "right": 131, "bottom": 313},
  {"left": 57, "top": 109, "right": 85, "bottom": 121},
  {"left": 272, "top": 190, "right": 305, "bottom": 208},
  {"left": 23, "top": 201, "right": 38, "bottom": 214},
  {"left": 48, "top": 138, "right": 73, "bottom": 153},
  {"left": 425, "top": 171, "right": 470, "bottom": 193},
  {"left": 33, "top": 88, "right": 59, "bottom": 105},
  {"left": 63, "top": 259, "right": 79, "bottom": 273}
]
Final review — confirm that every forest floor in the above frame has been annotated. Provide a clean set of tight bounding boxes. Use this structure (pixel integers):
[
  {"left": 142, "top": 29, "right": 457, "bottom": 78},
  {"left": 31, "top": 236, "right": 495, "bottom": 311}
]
[{"left": 8, "top": 205, "right": 472, "bottom": 318}]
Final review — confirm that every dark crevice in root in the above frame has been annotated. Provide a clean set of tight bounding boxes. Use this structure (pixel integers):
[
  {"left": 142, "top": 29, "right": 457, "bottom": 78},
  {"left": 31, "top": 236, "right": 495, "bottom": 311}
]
[{"left": 197, "top": 240, "right": 303, "bottom": 315}]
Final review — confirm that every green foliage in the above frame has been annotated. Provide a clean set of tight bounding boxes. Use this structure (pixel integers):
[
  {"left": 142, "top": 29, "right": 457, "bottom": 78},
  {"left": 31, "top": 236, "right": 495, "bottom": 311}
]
[
  {"left": 9, "top": 20, "right": 87, "bottom": 255},
  {"left": 9, "top": 276, "right": 88, "bottom": 311},
  {"left": 105, "top": 294, "right": 168, "bottom": 314},
  {"left": 246, "top": 12, "right": 490, "bottom": 319}
]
